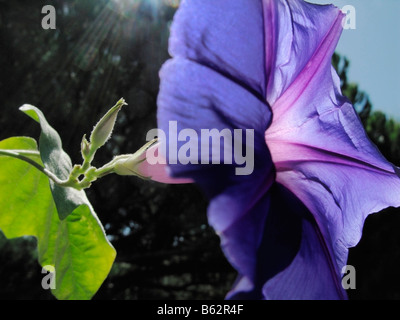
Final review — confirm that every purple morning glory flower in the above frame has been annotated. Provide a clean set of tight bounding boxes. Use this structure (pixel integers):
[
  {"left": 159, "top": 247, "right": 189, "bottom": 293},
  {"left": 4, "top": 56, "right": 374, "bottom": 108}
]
[{"left": 143, "top": 0, "right": 400, "bottom": 299}]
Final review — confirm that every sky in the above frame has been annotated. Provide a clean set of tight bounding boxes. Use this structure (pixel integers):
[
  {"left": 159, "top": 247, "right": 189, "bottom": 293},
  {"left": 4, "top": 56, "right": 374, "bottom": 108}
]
[{"left": 312, "top": 0, "right": 400, "bottom": 120}]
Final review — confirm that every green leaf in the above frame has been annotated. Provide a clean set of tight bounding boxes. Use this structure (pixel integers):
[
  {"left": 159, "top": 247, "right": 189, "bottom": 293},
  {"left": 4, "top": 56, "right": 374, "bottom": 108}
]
[
  {"left": 20, "top": 104, "right": 87, "bottom": 220},
  {"left": 0, "top": 137, "right": 116, "bottom": 299}
]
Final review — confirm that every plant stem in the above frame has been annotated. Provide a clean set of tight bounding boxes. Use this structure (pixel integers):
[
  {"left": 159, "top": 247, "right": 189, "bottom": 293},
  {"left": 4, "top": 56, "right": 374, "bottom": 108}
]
[{"left": 0, "top": 149, "right": 68, "bottom": 185}]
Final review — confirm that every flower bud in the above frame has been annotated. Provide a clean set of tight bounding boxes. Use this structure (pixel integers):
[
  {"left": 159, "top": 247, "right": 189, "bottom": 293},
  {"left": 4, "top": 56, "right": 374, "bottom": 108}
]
[
  {"left": 81, "top": 134, "right": 91, "bottom": 159},
  {"left": 113, "top": 154, "right": 145, "bottom": 177},
  {"left": 89, "top": 98, "right": 127, "bottom": 151},
  {"left": 113, "top": 139, "right": 157, "bottom": 178}
]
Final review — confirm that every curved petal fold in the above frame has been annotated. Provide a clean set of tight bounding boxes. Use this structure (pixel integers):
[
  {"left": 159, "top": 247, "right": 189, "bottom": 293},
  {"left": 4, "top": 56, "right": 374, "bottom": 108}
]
[
  {"left": 168, "top": 0, "right": 267, "bottom": 98},
  {"left": 227, "top": 184, "right": 347, "bottom": 300},
  {"left": 157, "top": 56, "right": 275, "bottom": 280},
  {"left": 265, "top": 1, "right": 400, "bottom": 271},
  {"left": 264, "top": 0, "right": 344, "bottom": 105}
]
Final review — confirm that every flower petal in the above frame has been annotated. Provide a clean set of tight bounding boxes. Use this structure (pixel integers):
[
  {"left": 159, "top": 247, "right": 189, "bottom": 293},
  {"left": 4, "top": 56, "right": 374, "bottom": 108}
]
[
  {"left": 158, "top": 58, "right": 272, "bottom": 178},
  {"left": 157, "top": 57, "right": 274, "bottom": 280},
  {"left": 227, "top": 184, "right": 347, "bottom": 300},
  {"left": 168, "top": 0, "right": 267, "bottom": 98},
  {"left": 158, "top": 0, "right": 358, "bottom": 300},
  {"left": 264, "top": 0, "right": 344, "bottom": 105},
  {"left": 265, "top": 1, "right": 400, "bottom": 272}
]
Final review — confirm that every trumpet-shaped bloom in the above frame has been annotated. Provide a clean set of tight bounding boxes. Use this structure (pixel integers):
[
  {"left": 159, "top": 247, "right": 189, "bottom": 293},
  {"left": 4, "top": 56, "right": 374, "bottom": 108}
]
[{"left": 146, "top": 0, "right": 400, "bottom": 299}]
